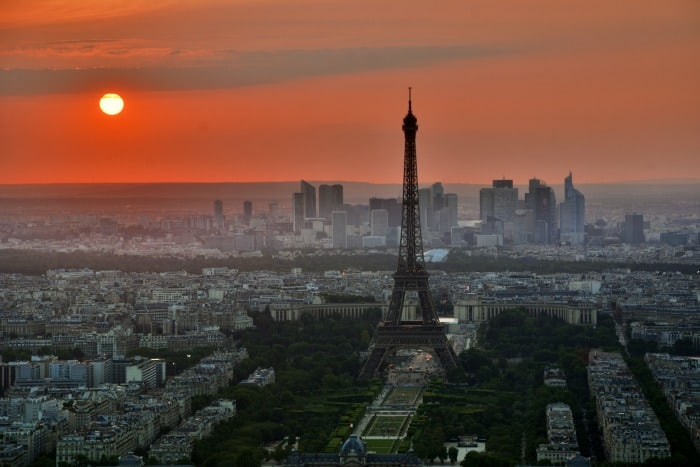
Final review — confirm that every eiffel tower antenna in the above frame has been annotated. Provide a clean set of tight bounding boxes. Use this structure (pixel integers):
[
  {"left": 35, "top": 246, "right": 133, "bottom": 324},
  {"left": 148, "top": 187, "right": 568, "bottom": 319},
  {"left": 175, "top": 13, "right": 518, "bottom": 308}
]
[{"left": 358, "top": 90, "right": 459, "bottom": 381}]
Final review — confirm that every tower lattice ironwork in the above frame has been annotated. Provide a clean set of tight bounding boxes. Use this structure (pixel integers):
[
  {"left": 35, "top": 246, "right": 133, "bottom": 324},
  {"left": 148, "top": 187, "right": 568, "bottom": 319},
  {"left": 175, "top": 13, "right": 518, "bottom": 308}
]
[{"left": 358, "top": 90, "right": 459, "bottom": 381}]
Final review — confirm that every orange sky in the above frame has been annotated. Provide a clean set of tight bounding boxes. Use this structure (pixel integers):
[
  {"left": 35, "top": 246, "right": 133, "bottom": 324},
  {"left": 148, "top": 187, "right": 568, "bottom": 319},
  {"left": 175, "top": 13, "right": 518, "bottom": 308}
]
[{"left": 1, "top": 0, "right": 699, "bottom": 185}]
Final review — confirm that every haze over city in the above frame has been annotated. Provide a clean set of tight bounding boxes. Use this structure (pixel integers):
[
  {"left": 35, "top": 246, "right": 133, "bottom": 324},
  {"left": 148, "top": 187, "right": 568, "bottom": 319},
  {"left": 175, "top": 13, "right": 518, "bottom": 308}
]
[
  {"left": 2, "top": 0, "right": 699, "bottom": 185},
  {"left": 2, "top": 4, "right": 700, "bottom": 466}
]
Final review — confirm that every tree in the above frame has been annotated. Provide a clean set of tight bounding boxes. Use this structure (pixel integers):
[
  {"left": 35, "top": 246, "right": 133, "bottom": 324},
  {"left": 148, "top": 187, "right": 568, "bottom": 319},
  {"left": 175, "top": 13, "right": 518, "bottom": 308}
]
[
  {"left": 236, "top": 448, "right": 260, "bottom": 467},
  {"left": 438, "top": 445, "right": 448, "bottom": 464},
  {"left": 448, "top": 446, "right": 459, "bottom": 464},
  {"left": 460, "top": 451, "right": 511, "bottom": 467},
  {"left": 271, "top": 444, "right": 290, "bottom": 463}
]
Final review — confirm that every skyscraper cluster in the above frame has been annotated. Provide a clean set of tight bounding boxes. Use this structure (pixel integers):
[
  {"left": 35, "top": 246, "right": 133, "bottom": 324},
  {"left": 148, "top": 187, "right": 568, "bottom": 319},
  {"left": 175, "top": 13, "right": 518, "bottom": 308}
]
[
  {"left": 292, "top": 181, "right": 345, "bottom": 233},
  {"left": 479, "top": 173, "right": 586, "bottom": 245},
  {"left": 288, "top": 174, "right": 587, "bottom": 249},
  {"left": 419, "top": 182, "right": 458, "bottom": 234},
  {"left": 290, "top": 179, "right": 460, "bottom": 249}
]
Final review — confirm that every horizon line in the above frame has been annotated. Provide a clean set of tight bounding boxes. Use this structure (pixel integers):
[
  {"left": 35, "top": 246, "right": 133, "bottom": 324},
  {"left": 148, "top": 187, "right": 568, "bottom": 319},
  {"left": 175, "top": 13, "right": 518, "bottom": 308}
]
[{"left": 1, "top": 177, "right": 699, "bottom": 187}]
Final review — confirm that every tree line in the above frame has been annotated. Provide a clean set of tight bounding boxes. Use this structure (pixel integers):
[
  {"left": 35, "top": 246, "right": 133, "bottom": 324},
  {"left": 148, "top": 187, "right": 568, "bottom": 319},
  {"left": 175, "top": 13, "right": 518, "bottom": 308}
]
[{"left": 2, "top": 248, "right": 697, "bottom": 276}]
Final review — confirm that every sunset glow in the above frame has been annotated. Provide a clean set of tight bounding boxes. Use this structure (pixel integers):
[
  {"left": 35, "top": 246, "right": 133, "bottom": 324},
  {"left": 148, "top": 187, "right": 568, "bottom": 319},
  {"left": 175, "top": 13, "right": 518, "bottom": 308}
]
[
  {"left": 99, "top": 93, "right": 124, "bottom": 116},
  {"left": 1, "top": 0, "right": 699, "bottom": 184}
]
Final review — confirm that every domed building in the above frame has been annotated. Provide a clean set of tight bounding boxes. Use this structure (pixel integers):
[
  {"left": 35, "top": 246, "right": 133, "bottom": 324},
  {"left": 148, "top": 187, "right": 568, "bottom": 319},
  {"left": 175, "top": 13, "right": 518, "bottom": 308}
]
[{"left": 284, "top": 435, "right": 422, "bottom": 467}]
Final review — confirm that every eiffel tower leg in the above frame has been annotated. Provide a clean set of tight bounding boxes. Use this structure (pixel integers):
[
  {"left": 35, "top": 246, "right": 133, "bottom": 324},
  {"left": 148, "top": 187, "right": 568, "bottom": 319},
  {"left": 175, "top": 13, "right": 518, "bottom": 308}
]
[{"left": 358, "top": 347, "right": 386, "bottom": 381}]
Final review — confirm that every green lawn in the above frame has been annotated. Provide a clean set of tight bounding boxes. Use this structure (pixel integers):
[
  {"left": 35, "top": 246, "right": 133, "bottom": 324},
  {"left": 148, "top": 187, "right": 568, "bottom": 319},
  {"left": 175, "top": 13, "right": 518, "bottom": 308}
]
[
  {"left": 363, "top": 438, "right": 398, "bottom": 454},
  {"left": 364, "top": 415, "right": 410, "bottom": 437}
]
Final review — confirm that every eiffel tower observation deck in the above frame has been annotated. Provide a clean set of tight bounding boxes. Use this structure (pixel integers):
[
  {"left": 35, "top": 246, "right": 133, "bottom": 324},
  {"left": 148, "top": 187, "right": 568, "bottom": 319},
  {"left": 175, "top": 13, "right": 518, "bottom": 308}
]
[{"left": 358, "top": 90, "right": 459, "bottom": 381}]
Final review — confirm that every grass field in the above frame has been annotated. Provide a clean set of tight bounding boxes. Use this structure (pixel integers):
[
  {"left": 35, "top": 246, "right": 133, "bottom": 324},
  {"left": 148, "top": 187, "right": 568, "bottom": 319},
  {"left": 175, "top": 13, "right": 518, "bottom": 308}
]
[
  {"left": 363, "top": 438, "right": 398, "bottom": 454},
  {"left": 383, "top": 386, "right": 422, "bottom": 406},
  {"left": 363, "top": 414, "right": 411, "bottom": 437}
]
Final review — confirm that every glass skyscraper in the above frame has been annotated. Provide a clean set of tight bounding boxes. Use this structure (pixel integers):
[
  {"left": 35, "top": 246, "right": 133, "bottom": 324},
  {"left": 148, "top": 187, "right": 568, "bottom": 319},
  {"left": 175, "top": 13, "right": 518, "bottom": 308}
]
[{"left": 559, "top": 172, "right": 586, "bottom": 245}]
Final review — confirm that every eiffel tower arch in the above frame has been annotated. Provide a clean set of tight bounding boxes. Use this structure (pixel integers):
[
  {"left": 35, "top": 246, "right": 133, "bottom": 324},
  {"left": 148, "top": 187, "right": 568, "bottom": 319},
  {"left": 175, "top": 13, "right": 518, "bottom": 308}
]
[{"left": 358, "top": 90, "right": 459, "bottom": 381}]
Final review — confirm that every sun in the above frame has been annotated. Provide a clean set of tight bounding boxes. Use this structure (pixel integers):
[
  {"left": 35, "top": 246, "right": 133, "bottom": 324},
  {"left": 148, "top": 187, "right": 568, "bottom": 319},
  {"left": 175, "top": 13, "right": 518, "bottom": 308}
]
[{"left": 99, "top": 93, "right": 124, "bottom": 116}]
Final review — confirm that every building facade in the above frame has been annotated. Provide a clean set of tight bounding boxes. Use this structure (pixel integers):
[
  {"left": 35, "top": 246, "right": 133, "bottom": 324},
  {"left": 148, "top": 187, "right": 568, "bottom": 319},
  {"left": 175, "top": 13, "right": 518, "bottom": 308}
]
[
  {"left": 319, "top": 184, "right": 344, "bottom": 223},
  {"left": 479, "top": 179, "right": 518, "bottom": 224},
  {"left": 559, "top": 172, "right": 586, "bottom": 245},
  {"left": 526, "top": 178, "right": 557, "bottom": 244},
  {"left": 623, "top": 213, "right": 645, "bottom": 244},
  {"left": 301, "top": 180, "right": 316, "bottom": 219},
  {"left": 332, "top": 211, "right": 347, "bottom": 249}
]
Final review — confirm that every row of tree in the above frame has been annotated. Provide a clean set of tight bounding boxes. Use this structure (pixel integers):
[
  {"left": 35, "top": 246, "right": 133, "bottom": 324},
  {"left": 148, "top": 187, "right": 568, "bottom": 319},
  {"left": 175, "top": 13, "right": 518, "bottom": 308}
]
[
  {"left": 410, "top": 309, "right": 620, "bottom": 464},
  {"left": 2, "top": 248, "right": 697, "bottom": 276},
  {"left": 189, "top": 310, "right": 381, "bottom": 466}
]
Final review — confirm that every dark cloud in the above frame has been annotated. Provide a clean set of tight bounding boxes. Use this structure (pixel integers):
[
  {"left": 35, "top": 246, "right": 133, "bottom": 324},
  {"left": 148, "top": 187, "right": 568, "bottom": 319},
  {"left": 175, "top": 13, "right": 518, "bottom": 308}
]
[{"left": 0, "top": 45, "right": 514, "bottom": 95}]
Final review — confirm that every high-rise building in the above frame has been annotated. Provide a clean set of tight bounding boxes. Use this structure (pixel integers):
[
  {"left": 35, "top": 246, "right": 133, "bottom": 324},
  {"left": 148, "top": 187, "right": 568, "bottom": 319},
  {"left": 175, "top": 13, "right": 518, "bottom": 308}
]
[
  {"left": 432, "top": 181, "right": 444, "bottom": 208},
  {"left": 242, "top": 200, "right": 252, "bottom": 225},
  {"left": 268, "top": 201, "right": 278, "bottom": 221},
  {"left": 370, "top": 209, "right": 389, "bottom": 237},
  {"left": 559, "top": 172, "right": 585, "bottom": 245},
  {"left": 292, "top": 192, "right": 305, "bottom": 233},
  {"left": 623, "top": 213, "right": 645, "bottom": 244},
  {"left": 433, "top": 193, "right": 458, "bottom": 235},
  {"left": 319, "top": 184, "right": 332, "bottom": 222},
  {"left": 333, "top": 185, "right": 344, "bottom": 209},
  {"left": 444, "top": 193, "right": 458, "bottom": 228},
  {"left": 415, "top": 182, "right": 457, "bottom": 233},
  {"left": 332, "top": 211, "right": 347, "bottom": 249},
  {"left": 479, "top": 188, "right": 494, "bottom": 219},
  {"left": 300, "top": 180, "right": 316, "bottom": 219},
  {"left": 343, "top": 204, "right": 369, "bottom": 227},
  {"left": 213, "top": 200, "right": 224, "bottom": 230},
  {"left": 525, "top": 178, "right": 557, "bottom": 244},
  {"left": 369, "top": 197, "right": 401, "bottom": 227},
  {"left": 479, "top": 179, "right": 518, "bottom": 223},
  {"left": 418, "top": 188, "right": 433, "bottom": 231},
  {"left": 319, "top": 184, "right": 344, "bottom": 222}
]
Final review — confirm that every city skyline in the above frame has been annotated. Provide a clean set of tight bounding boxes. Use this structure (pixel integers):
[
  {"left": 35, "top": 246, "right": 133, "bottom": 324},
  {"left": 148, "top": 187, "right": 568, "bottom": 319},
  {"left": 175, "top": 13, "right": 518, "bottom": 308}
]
[{"left": 1, "top": 1, "right": 699, "bottom": 185}]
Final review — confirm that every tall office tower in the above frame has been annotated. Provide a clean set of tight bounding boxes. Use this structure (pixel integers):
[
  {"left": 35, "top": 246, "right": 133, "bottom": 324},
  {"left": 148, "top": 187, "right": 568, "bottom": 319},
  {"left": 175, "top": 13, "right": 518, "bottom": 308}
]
[
  {"left": 369, "top": 197, "right": 402, "bottom": 227},
  {"left": 525, "top": 178, "right": 557, "bottom": 243},
  {"left": 343, "top": 204, "right": 369, "bottom": 227},
  {"left": 242, "top": 200, "right": 253, "bottom": 225},
  {"left": 431, "top": 182, "right": 444, "bottom": 212},
  {"left": 331, "top": 184, "right": 343, "bottom": 214},
  {"left": 332, "top": 211, "right": 347, "bottom": 248},
  {"left": 623, "top": 213, "right": 645, "bottom": 244},
  {"left": 527, "top": 178, "right": 542, "bottom": 204},
  {"left": 480, "top": 179, "right": 518, "bottom": 222},
  {"left": 444, "top": 193, "right": 458, "bottom": 227},
  {"left": 418, "top": 187, "right": 433, "bottom": 231},
  {"left": 430, "top": 182, "right": 445, "bottom": 230},
  {"left": 359, "top": 90, "right": 458, "bottom": 381},
  {"left": 300, "top": 180, "right": 317, "bottom": 219},
  {"left": 479, "top": 188, "right": 494, "bottom": 219},
  {"left": 319, "top": 184, "right": 332, "bottom": 222},
  {"left": 370, "top": 209, "right": 389, "bottom": 237},
  {"left": 292, "top": 192, "right": 305, "bottom": 233},
  {"left": 559, "top": 172, "right": 586, "bottom": 245},
  {"left": 268, "top": 201, "right": 278, "bottom": 221},
  {"left": 319, "top": 184, "right": 344, "bottom": 222},
  {"left": 213, "top": 200, "right": 224, "bottom": 230}
]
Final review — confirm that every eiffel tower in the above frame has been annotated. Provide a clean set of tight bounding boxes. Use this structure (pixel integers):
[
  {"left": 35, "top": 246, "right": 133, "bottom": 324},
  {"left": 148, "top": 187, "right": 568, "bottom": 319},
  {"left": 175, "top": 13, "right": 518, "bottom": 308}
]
[{"left": 358, "top": 89, "right": 459, "bottom": 381}]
